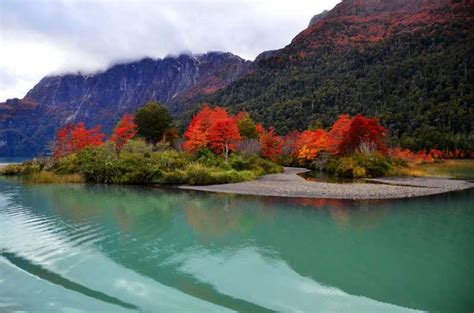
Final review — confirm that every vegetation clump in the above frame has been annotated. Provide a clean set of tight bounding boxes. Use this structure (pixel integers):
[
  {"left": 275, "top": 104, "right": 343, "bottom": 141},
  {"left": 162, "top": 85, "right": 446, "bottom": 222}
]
[{"left": 2, "top": 102, "right": 471, "bottom": 184}]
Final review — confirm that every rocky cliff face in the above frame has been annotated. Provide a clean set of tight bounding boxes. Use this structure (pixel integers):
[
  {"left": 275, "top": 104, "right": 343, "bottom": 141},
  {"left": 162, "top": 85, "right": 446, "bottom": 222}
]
[{"left": 0, "top": 52, "right": 251, "bottom": 156}]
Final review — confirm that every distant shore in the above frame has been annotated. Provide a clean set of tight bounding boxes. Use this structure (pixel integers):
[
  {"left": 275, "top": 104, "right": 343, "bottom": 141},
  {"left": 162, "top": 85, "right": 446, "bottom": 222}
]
[{"left": 179, "top": 167, "right": 474, "bottom": 200}]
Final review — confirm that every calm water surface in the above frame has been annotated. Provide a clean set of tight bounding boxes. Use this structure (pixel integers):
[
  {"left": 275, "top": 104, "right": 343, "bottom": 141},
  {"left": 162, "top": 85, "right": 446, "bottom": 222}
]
[
  {"left": 0, "top": 178, "right": 473, "bottom": 312},
  {"left": 0, "top": 157, "right": 31, "bottom": 166}
]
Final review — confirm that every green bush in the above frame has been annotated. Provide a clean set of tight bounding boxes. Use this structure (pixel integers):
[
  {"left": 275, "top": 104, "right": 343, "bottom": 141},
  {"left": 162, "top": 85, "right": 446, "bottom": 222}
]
[
  {"left": 151, "top": 150, "right": 190, "bottom": 171},
  {"left": 229, "top": 154, "right": 282, "bottom": 175},
  {"left": 115, "top": 152, "right": 162, "bottom": 184},
  {"left": 54, "top": 153, "right": 80, "bottom": 174},
  {"left": 159, "top": 170, "right": 188, "bottom": 185},
  {"left": 354, "top": 152, "right": 392, "bottom": 177},
  {"left": 122, "top": 139, "right": 153, "bottom": 154},
  {"left": 229, "top": 154, "right": 254, "bottom": 171},
  {"left": 74, "top": 148, "right": 120, "bottom": 183},
  {"left": 325, "top": 153, "right": 392, "bottom": 178},
  {"left": 184, "top": 163, "right": 218, "bottom": 185},
  {"left": 195, "top": 149, "right": 229, "bottom": 169},
  {"left": 3, "top": 144, "right": 282, "bottom": 186},
  {"left": 183, "top": 163, "right": 257, "bottom": 185}
]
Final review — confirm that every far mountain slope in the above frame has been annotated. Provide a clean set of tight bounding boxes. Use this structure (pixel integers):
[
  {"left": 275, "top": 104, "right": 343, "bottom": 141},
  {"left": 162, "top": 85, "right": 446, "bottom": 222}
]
[{"left": 0, "top": 52, "right": 251, "bottom": 156}]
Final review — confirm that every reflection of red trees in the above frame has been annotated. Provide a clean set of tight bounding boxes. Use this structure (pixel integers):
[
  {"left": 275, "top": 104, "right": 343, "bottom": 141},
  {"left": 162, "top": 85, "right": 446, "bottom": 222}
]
[
  {"left": 293, "top": 197, "right": 389, "bottom": 229},
  {"left": 295, "top": 198, "right": 346, "bottom": 210},
  {"left": 184, "top": 196, "right": 274, "bottom": 239},
  {"left": 184, "top": 200, "right": 241, "bottom": 238},
  {"left": 116, "top": 207, "right": 132, "bottom": 232}
]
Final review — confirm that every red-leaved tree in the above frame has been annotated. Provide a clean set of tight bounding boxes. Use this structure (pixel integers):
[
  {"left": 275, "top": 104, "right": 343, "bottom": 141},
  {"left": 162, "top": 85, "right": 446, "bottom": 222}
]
[
  {"left": 328, "top": 114, "right": 352, "bottom": 155},
  {"left": 259, "top": 127, "right": 283, "bottom": 161},
  {"left": 182, "top": 105, "right": 215, "bottom": 153},
  {"left": 327, "top": 114, "right": 387, "bottom": 155},
  {"left": 340, "top": 114, "right": 387, "bottom": 155},
  {"left": 183, "top": 105, "right": 238, "bottom": 156},
  {"left": 208, "top": 118, "right": 241, "bottom": 160},
  {"left": 110, "top": 114, "right": 137, "bottom": 153},
  {"left": 54, "top": 122, "right": 105, "bottom": 158}
]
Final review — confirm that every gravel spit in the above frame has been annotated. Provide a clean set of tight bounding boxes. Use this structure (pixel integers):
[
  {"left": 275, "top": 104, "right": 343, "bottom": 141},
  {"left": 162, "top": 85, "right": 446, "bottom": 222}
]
[{"left": 179, "top": 167, "right": 474, "bottom": 200}]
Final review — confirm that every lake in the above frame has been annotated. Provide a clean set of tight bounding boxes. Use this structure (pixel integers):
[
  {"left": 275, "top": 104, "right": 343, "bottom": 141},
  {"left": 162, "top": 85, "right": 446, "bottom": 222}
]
[
  {"left": 0, "top": 157, "right": 32, "bottom": 166},
  {"left": 0, "top": 178, "right": 473, "bottom": 312}
]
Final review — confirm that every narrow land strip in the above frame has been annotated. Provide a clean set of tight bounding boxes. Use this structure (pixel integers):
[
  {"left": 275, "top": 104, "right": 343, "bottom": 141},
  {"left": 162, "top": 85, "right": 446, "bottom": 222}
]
[{"left": 179, "top": 167, "right": 474, "bottom": 200}]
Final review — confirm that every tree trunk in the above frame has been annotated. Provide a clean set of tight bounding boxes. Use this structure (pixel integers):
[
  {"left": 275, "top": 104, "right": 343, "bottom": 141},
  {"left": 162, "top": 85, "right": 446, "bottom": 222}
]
[{"left": 224, "top": 143, "right": 229, "bottom": 162}]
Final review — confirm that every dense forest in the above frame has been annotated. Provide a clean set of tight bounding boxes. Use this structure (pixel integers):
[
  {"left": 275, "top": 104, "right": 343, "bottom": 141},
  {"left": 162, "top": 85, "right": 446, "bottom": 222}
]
[{"left": 206, "top": 17, "right": 473, "bottom": 151}]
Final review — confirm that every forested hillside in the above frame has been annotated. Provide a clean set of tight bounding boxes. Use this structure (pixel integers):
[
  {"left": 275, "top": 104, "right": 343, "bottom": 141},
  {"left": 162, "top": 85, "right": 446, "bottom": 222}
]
[{"left": 207, "top": 0, "right": 474, "bottom": 151}]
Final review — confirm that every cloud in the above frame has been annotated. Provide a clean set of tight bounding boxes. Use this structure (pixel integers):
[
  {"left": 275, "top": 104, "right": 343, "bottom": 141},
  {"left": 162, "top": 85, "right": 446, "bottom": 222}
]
[{"left": 0, "top": 0, "right": 340, "bottom": 101}]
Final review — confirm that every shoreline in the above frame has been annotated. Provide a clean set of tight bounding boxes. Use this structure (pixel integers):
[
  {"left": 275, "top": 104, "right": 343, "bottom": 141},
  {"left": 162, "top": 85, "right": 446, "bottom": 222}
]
[{"left": 179, "top": 167, "right": 474, "bottom": 200}]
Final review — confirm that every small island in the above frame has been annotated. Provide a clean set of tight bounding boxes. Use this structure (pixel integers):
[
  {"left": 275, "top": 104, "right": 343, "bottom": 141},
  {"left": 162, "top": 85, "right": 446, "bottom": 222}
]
[{"left": 2, "top": 101, "right": 472, "bottom": 200}]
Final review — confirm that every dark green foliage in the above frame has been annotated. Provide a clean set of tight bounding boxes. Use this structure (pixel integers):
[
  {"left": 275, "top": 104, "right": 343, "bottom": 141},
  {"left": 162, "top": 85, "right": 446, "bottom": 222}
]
[
  {"left": 325, "top": 152, "right": 393, "bottom": 178},
  {"left": 237, "top": 115, "right": 258, "bottom": 139},
  {"left": 115, "top": 153, "right": 163, "bottom": 184},
  {"left": 7, "top": 143, "right": 283, "bottom": 185},
  {"left": 74, "top": 148, "right": 121, "bottom": 183},
  {"left": 135, "top": 101, "right": 173, "bottom": 145},
  {"left": 207, "top": 20, "right": 474, "bottom": 151},
  {"left": 195, "top": 148, "right": 229, "bottom": 168}
]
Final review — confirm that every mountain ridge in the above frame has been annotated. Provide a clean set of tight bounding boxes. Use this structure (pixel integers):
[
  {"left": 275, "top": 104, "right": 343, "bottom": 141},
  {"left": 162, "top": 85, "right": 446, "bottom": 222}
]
[{"left": 0, "top": 52, "right": 251, "bottom": 156}]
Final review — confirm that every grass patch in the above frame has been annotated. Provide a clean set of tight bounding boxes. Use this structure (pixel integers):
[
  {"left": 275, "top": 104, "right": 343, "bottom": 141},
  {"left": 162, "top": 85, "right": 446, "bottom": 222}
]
[
  {"left": 389, "top": 167, "right": 427, "bottom": 177},
  {"left": 0, "top": 164, "right": 24, "bottom": 176},
  {"left": 417, "top": 160, "right": 474, "bottom": 179},
  {"left": 390, "top": 160, "right": 474, "bottom": 180},
  {"left": 26, "top": 172, "right": 85, "bottom": 184}
]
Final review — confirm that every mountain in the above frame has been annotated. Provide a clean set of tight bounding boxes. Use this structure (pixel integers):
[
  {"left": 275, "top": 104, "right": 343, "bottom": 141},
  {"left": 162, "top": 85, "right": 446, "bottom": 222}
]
[
  {"left": 2, "top": 0, "right": 473, "bottom": 156},
  {"left": 208, "top": 0, "right": 474, "bottom": 151},
  {"left": 0, "top": 52, "right": 251, "bottom": 156}
]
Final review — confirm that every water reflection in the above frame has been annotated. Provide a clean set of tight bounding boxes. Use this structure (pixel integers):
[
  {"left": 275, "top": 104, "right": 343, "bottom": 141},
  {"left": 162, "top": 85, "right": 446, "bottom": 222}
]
[{"left": 1, "top": 178, "right": 473, "bottom": 312}]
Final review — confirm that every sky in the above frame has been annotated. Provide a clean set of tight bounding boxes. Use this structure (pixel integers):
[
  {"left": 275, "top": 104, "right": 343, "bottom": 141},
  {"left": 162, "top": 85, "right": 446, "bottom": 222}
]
[{"left": 0, "top": 0, "right": 341, "bottom": 101}]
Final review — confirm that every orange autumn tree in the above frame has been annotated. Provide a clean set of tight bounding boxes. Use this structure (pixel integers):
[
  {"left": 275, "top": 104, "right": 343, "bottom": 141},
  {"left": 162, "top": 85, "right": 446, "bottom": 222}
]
[
  {"left": 110, "top": 114, "right": 137, "bottom": 153},
  {"left": 208, "top": 118, "right": 241, "bottom": 161},
  {"left": 183, "top": 105, "right": 240, "bottom": 158},
  {"left": 259, "top": 127, "right": 283, "bottom": 161},
  {"left": 183, "top": 106, "right": 215, "bottom": 153},
  {"left": 327, "top": 114, "right": 352, "bottom": 155},
  {"left": 294, "top": 129, "right": 330, "bottom": 162},
  {"left": 54, "top": 122, "right": 105, "bottom": 158}
]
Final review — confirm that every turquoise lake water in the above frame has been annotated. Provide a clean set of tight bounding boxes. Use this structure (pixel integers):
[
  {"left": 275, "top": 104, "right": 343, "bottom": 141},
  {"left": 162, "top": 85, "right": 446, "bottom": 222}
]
[{"left": 0, "top": 178, "right": 473, "bottom": 312}]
